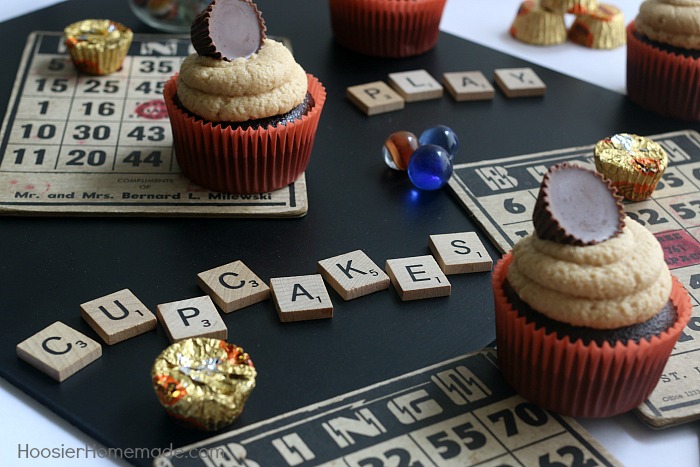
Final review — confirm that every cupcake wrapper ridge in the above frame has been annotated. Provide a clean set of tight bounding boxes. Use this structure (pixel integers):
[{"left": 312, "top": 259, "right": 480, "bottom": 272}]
[
  {"left": 164, "top": 74, "right": 326, "bottom": 194},
  {"left": 492, "top": 252, "right": 691, "bottom": 418}
]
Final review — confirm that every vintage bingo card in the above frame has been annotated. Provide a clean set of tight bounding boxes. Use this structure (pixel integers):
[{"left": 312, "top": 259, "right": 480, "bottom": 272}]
[
  {"left": 0, "top": 32, "right": 307, "bottom": 217},
  {"left": 154, "top": 349, "right": 621, "bottom": 467},
  {"left": 448, "top": 129, "right": 700, "bottom": 428}
]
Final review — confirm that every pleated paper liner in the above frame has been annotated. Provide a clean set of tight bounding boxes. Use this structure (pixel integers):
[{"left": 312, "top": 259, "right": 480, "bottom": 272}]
[
  {"left": 328, "top": 0, "right": 447, "bottom": 58},
  {"left": 627, "top": 22, "right": 700, "bottom": 122},
  {"left": 164, "top": 74, "right": 326, "bottom": 194},
  {"left": 492, "top": 252, "right": 691, "bottom": 418}
]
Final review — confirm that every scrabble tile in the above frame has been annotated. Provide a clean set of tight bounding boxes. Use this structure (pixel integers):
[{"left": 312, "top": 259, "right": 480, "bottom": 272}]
[
  {"left": 16, "top": 321, "right": 102, "bottom": 382},
  {"left": 156, "top": 296, "right": 227, "bottom": 343},
  {"left": 443, "top": 71, "right": 495, "bottom": 101},
  {"left": 346, "top": 81, "right": 405, "bottom": 116},
  {"left": 387, "top": 69, "right": 444, "bottom": 103},
  {"left": 494, "top": 68, "right": 546, "bottom": 98},
  {"left": 197, "top": 260, "right": 270, "bottom": 313},
  {"left": 385, "top": 255, "right": 451, "bottom": 301},
  {"left": 80, "top": 289, "right": 157, "bottom": 345},
  {"left": 318, "top": 250, "right": 390, "bottom": 300},
  {"left": 269, "top": 274, "right": 333, "bottom": 322},
  {"left": 429, "top": 232, "right": 493, "bottom": 274}
]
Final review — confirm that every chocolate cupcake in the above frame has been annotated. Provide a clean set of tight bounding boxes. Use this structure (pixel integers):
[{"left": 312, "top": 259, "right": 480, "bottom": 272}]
[
  {"left": 164, "top": 0, "right": 326, "bottom": 194},
  {"left": 627, "top": 0, "right": 700, "bottom": 121},
  {"left": 492, "top": 163, "right": 691, "bottom": 418}
]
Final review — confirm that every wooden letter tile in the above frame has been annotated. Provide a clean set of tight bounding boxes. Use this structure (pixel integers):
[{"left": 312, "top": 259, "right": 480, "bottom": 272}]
[
  {"left": 156, "top": 296, "right": 227, "bottom": 343},
  {"left": 197, "top": 260, "right": 270, "bottom": 313},
  {"left": 80, "top": 288, "right": 157, "bottom": 345},
  {"left": 269, "top": 274, "right": 333, "bottom": 322},
  {"left": 387, "top": 69, "right": 444, "bottom": 103},
  {"left": 494, "top": 68, "right": 546, "bottom": 98},
  {"left": 346, "top": 81, "right": 405, "bottom": 116},
  {"left": 318, "top": 250, "right": 390, "bottom": 300},
  {"left": 16, "top": 321, "right": 102, "bottom": 382},
  {"left": 443, "top": 71, "right": 495, "bottom": 101},
  {"left": 429, "top": 232, "right": 493, "bottom": 274},
  {"left": 385, "top": 255, "right": 451, "bottom": 301}
]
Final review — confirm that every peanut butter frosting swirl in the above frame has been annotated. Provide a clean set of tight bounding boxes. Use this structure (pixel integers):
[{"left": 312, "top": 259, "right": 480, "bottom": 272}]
[
  {"left": 177, "top": 38, "right": 308, "bottom": 122},
  {"left": 635, "top": 0, "right": 700, "bottom": 50},
  {"left": 507, "top": 217, "right": 672, "bottom": 329}
]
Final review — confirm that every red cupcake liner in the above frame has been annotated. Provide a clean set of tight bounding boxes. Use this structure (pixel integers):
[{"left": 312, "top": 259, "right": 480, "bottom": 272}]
[
  {"left": 492, "top": 252, "right": 691, "bottom": 418},
  {"left": 329, "top": 0, "right": 447, "bottom": 58},
  {"left": 626, "top": 22, "right": 700, "bottom": 122},
  {"left": 163, "top": 74, "right": 326, "bottom": 194}
]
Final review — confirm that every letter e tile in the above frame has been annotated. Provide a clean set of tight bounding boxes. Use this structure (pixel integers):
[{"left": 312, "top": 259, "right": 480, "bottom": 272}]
[
  {"left": 318, "top": 250, "right": 390, "bottom": 300},
  {"left": 16, "top": 321, "right": 102, "bottom": 382},
  {"left": 80, "top": 288, "right": 157, "bottom": 345},
  {"left": 385, "top": 255, "right": 451, "bottom": 301},
  {"left": 197, "top": 260, "right": 270, "bottom": 313},
  {"left": 429, "top": 232, "right": 493, "bottom": 274},
  {"left": 156, "top": 296, "right": 227, "bottom": 343},
  {"left": 269, "top": 274, "right": 333, "bottom": 322}
]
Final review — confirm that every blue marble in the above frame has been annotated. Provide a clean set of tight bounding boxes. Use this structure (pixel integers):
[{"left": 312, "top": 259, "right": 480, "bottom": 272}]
[
  {"left": 418, "top": 125, "right": 459, "bottom": 161},
  {"left": 407, "top": 144, "right": 453, "bottom": 190}
]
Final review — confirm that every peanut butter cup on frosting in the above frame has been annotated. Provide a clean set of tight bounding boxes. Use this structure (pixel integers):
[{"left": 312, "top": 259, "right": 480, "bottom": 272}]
[
  {"left": 163, "top": 0, "right": 326, "bottom": 194},
  {"left": 492, "top": 163, "right": 691, "bottom": 418}
]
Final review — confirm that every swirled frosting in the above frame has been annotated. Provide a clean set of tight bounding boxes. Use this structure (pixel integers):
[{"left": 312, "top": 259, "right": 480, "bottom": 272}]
[
  {"left": 177, "top": 38, "right": 307, "bottom": 122},
  {"left": 635, "top": 0, "right": 700, "bottom": 50},
  {"left": 507, "top": 216, "right": 671, "bottom": 329}
]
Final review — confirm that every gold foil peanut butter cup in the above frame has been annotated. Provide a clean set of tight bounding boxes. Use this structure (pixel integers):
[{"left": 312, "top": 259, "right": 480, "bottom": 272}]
[
  {"left": 510, "top": 1, "right": 567, "bottom": 46},
  {"left": 569, "top": 4, "right": 626, "bottom": 49},
  {"left": 152, "top": 337, "right": 257, "bottom": 431},
  {"left": 540, "top": 0, "right": 598, "bottom": 14},
  {"left": 594, "top": 133, "right": 668, "bottom": 201},
  {"left": 64, "top": 19, "right": 133, "bottom": 75}
]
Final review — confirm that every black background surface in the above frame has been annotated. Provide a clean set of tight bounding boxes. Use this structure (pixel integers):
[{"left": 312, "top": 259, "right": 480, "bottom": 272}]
[{"left": 0, "top": 1, "right": 697, "bottom": 465}]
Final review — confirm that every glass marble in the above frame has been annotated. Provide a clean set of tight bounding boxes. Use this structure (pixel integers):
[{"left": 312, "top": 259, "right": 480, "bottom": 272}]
[
  {"left": 383, "top": 131, "right": 419, "bottom": 170},
  {"left": 419, "top": 125, "right": 459, "bottom": 161},
  {"left": 408, "top": 144, "right": 454, "bottom": 190}
]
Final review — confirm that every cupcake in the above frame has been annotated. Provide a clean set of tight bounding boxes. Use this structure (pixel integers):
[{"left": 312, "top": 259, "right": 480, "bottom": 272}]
[
  {"left": 64, "top": 19, "right": 133, "bottom": 76},
  {"left": 164, "top": 0, "right": 326, "bottom": 193},
  {"left": 627, "top": 0, "right": 700, "bottom": 121},
  {"left": 492, "top": 163, "right": 691, "bottom": 418},
  {"left": 509, "top": 1, "right": 567, "bottom": 46},
  {"left": 328, "top": 0, "right": 448, "bottom": 58}
]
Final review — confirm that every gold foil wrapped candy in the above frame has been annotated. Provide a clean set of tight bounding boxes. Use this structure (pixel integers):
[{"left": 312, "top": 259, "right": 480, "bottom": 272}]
[
  {"left": 594, "top": 133, "right": 668, "bottom": 201},
  {"left": 64, "top": 19, "right": 133, "bottom": 75},
  {"left": 540, "top": 0, "right": 598, "bottom": 14},
  {"left": 569, "top": 4, "right": 626, "bottom": 49},
  {"left": 152, "top": 337, "right": 257, "bottom": 431},
  {"left": 510, "top": 1, "right": 567, "bottom": 46}
]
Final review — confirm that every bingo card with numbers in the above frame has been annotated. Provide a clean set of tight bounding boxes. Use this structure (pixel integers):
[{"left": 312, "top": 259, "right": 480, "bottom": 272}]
[
  {"left": 154, "top": 349, "right": 622, "bottom": 467},
  {"left": 0, "top": 32, "right": 307, "bottom": 217},
  {"left": 448, "top": 129, "right": 700, "bottom": 428}
]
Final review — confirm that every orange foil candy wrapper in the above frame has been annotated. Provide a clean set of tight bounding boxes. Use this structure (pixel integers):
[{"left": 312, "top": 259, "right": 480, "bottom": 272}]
[
  {"left": 152, "top": 337, "right": 256, "bottom": 431},
  {"left": 64, "top": 19, "right": 133, "bottom": 75},
  {"left": 569, "top": 4, "right": 626, "bottom": 49},
  {"left": 492, "top": 253, "right": 691, "bottom": 418},
  {"left": 594, "top": 133, "right": 668, "bottom": 201}
]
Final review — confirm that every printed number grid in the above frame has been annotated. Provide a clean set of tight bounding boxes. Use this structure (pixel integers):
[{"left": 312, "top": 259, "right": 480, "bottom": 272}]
[
  {"left": 0, "top": 32, "right": 306, "bottom": 217},
  {"left": 448, "top": 130, "right": 700, "bottom": 427}
]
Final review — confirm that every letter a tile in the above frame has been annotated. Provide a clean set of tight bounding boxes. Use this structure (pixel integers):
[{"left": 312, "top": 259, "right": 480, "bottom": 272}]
[
  {"left": 318, "top": 250, "right": 390, "bottom": 300},
  {"left": 156, "top": 296, "right": 227, "bottom": 343},
  {"left": 197, "top": 260, "right": 270, "bottom": 313},
  {"left": 385, "top": 255, "right": 451, "bottom": 301},
  {"left": 80, "top": 288, "right": 157, "bottom": 345},
  {"left": 16, "top": 321, "right": 102, "bottom": 382},
  {"left": 443, "top": 71, "right": 495, "bottom": 101},
  {"left": 269, "top": 274, "right": 333, "bottom": 322}
]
